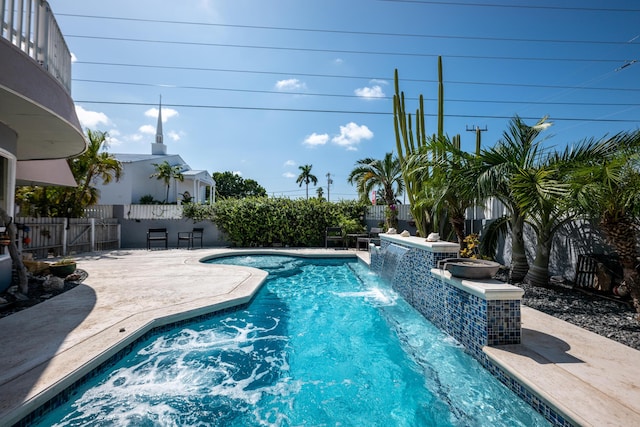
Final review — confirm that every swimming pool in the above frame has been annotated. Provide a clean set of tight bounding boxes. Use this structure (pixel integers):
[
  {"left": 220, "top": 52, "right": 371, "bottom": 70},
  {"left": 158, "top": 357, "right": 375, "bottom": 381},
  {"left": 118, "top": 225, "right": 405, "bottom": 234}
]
[{"left": 35, "top": 255, "right": 548, "bottom": 426}]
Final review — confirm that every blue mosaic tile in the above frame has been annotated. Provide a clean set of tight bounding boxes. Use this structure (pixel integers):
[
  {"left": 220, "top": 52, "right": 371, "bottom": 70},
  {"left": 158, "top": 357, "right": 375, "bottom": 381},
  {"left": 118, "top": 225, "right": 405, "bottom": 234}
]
[{"left": 375, "top": 239, "right": 575, "bottom": 426}]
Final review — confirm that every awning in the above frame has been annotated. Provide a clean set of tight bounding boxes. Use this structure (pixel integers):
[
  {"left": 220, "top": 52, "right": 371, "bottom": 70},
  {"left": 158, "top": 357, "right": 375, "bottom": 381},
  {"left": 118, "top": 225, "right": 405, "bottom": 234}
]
[{"left": 16, "top": 159, "right": 77, "bottom": 187}]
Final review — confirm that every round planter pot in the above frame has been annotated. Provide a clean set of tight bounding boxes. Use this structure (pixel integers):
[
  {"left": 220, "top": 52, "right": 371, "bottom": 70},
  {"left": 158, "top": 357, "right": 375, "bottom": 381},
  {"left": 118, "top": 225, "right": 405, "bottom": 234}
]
[{"left": 49, "top": 263, "right": 76, "bottom": 278}]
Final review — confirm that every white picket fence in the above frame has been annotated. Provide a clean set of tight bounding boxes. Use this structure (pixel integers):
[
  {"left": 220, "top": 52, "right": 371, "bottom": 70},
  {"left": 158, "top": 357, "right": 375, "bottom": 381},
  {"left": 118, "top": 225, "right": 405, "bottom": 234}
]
[
  {"left": 15, "top": 217, "right": 120, "bottom": 258},
  {"left": 123, "top": 205, "right": 184, "bottom": 220}
]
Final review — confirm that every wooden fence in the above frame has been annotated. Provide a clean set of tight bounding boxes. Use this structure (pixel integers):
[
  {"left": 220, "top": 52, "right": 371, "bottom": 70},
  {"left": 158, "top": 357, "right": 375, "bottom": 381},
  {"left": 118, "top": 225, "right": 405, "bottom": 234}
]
[{"left": 15, "top": 218, "right": 120, "bottom": 258}]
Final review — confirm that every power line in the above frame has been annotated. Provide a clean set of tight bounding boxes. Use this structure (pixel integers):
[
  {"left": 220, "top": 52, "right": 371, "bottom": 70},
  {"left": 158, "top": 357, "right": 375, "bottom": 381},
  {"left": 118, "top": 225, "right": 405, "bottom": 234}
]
[
  {"left": 73, "top": 62, "right": 640, "bottom": 93},
  {"left": 65, "top": 34, "right": 632, "bottom": 64},
  {"left": 56, "top": 12, "right": 639, "bottom": 46},
  {"left": 73, "top": 99, "right": 640, "bottom": 124},
  {"left": 379, "top": 0, "right": 640, "bottom": 13},
  {"left": 73, "top": 78, "right": 640, "bottom": 107}
]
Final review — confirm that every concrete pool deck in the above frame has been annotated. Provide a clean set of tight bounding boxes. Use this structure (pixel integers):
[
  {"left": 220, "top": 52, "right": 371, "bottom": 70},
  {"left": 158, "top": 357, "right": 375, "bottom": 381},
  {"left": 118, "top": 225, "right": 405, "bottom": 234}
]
[{"left": 0, "top": 248, "right": 639, "bottom": 426}]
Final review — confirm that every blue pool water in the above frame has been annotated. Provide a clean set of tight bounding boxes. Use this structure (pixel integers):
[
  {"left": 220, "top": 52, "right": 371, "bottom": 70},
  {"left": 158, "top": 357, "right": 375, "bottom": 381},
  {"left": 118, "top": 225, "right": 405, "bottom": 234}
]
[{"left": 36, "top": 255, "right": 548, "bottom": 426}]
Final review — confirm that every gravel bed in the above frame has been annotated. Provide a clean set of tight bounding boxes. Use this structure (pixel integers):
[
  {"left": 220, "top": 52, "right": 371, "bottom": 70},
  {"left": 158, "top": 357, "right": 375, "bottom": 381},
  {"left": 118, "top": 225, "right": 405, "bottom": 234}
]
[{"left": 518, "top": 281, "right": 640, "bottom": 351}]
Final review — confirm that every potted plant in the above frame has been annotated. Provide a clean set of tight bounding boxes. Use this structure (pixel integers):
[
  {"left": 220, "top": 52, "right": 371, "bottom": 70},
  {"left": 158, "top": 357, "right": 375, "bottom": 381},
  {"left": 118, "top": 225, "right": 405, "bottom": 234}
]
[{"left": 49, "top": 257, "right": 77, "bottom": 278}]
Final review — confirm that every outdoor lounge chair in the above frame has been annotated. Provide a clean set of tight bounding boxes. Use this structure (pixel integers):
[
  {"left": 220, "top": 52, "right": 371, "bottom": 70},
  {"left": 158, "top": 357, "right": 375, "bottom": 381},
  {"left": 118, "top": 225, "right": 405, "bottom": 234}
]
[
  {"left": 325, "top": 227, "right": 344, "bottom": 249},
  {"left": 147, "top": 228, "right": 168, "bottom": 250},
  {"left": 177, "top": 227, "right": 204, "bottom": 249},
  {"left": 357, "top": 227, "right": 383, "bottom": 251}
]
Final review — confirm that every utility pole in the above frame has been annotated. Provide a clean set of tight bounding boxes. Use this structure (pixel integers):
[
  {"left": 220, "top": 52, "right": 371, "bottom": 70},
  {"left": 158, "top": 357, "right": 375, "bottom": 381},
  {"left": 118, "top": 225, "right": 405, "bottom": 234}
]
[
  {"left": 465, "top": 125, "right": 487, "bottom": 234},
  {"left": 326, "top": 172, "right": 333, "bottom": 202},
  {"left": 466, "top": 125, "right": 487, "bottom": 155}
]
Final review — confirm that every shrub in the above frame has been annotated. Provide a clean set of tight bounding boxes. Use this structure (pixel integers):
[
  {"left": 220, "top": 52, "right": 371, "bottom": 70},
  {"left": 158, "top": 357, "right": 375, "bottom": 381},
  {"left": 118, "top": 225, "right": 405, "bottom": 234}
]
[
  {"left": 182, "top": 197, "right": 367, "bottom": 247},
  {"left": 139, "top": 194, "right": 155, "bottom": 204}
]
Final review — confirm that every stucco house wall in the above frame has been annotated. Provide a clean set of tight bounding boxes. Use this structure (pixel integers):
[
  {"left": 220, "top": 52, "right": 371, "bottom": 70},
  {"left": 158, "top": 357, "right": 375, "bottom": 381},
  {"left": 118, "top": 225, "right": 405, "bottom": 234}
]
[{"left": 96, "top": 154, "right": 189, "bottom": 204}]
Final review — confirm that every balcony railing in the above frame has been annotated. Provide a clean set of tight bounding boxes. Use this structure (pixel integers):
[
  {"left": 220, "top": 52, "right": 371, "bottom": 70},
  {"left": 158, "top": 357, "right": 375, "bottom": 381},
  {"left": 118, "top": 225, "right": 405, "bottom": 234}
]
[{"left": 0, "top": 0, "right": 71, "bottom": 93}]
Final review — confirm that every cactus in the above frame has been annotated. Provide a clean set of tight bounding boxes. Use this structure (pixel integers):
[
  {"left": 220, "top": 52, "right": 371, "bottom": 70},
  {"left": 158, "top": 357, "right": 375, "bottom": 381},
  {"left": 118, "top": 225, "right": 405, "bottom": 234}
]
[
  {"left": 394, "top": 57, "right": 464, "bottom": 238},
  {"left": 437, "top": 56, "right": 444, "bottom": 140},
  {"left": 394, "top": 70, "right": 430, "bottom": 236}
]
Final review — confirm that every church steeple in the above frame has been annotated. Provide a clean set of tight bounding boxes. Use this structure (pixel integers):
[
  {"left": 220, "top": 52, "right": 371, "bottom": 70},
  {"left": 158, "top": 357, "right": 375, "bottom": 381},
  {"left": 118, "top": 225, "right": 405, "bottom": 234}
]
[
  {"left": 151, "top": 95, "right": 167, "bottom": 155},
  {"left": 156, "top": 95, "right": 163, "bottom": 144}
]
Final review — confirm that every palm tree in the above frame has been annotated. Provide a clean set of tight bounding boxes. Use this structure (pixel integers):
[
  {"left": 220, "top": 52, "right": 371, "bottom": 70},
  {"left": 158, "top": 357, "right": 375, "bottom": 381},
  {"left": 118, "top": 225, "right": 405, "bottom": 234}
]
[
  {"left": 475, "top": 115, "right": 551, "bottom": 282},
  {"left": 406, "top": 136, "right": 476, "bottom": 249},
  {"left": 316, "top": 186, "right": 325, "bottom": 200},
  {"left": 348, "top": 153, "right": 404, "bottom": 229},
  {"left": 571, "top": 130, "right": 640, "bottom": 318},
  {"left": 151, "top": 160, "right": 184, "bottom": 203},
  {"left": 511, "top": 137, "right": 617, "bottom": 288},
  {"left": 67, "top": 129, "right": 122, "bottom": 213},
  {"left": 296, "top": 164, "right": 317, "bottom": 200},
  {"left": 348, "top": 152, "right": 404, "bottom": 207},
  {"left": 16, "top": 129, "right": 122, "bottom": 218}
]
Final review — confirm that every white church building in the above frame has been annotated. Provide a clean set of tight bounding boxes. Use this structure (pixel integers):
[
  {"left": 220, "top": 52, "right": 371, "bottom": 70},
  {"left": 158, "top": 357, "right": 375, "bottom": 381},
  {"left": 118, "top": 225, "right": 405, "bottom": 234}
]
[{"left": 95, "top": 101, "right": 215, "bottom": 205}]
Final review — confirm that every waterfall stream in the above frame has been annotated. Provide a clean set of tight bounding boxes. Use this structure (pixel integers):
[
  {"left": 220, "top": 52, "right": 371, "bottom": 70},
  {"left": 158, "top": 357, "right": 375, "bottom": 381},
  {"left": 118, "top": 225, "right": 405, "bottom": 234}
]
[{"left": 380, "top": 243, "right": 409, "bottom": 284}]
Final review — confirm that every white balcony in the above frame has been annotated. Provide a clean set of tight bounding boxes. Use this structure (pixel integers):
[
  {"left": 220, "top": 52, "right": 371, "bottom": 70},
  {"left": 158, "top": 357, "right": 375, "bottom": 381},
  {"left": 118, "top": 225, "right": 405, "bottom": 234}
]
[{"left": 0, "top": 0, "right": 84, "bottom": 160}]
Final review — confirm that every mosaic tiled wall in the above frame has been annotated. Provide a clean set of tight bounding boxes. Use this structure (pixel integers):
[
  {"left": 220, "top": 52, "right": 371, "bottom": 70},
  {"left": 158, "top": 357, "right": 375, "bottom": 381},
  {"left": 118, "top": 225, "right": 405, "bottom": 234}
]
[
  {"left": 373, "top": 239, "right": 575, "bottom": 426},
  {"left": 374, "top": 239, "right": 521, "bottom": 356}
]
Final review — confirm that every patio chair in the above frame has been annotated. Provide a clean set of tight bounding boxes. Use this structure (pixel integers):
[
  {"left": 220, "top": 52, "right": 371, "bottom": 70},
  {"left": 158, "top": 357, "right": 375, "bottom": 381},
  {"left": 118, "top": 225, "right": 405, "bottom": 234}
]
[
  {"left": 147, "top": 228, "right": 168, "bottom": 250},
  {"left": 325, "top": 227, "right": 344, "bottom": 249},
  {"left": 177, "top": 227, "right": 204, "bottom": 249},
  {"left": 357, "top": 227, "right": 383, "bottom": 251}
]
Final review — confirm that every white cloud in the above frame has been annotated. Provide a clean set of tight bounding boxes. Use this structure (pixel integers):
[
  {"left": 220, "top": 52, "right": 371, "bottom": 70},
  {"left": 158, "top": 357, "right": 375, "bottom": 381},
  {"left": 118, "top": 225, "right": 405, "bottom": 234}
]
[
  {"left": 167, "top": 130, "right": 181, "bottom": 141},
  {"left": 283, "top": 172, "right": 296, "bottom": 179},
  {"left": 284, "top": 160, "right": 296, "bottom": 167},
  {"left": 303, "top": 132, "right": 329, "bottom": 147},
  {"left": 331, "top": 122, "right": 373, "bottom": 151},
  {"left": 370, "top": 79, "right": 388, "bottom": 86},
  {"left": 354, "top": 85, "right": 385, "bottom": 99},
  {"left": 70, "top": 52, "right": 78, "bottom": 62},
  {"left": 104, "top": 129, "right": 122, "bottom": 148},
  {"left": 144, "top": 107, "right": 179, "bottom": 122},
  {"left": 334, "top": 58, "right": 344, "bottom": 65},
  {"left": 75, "top": 105, "right": 110, "bottom": 128},
  {"left": 232, "top": 170, "right": 242, "bottom": 176},
  {"left": 275, "top": 79, "right": 307, "bottom": 91},
  {"left": 139, "top": 124, "right": 155, "bottom": 135}
]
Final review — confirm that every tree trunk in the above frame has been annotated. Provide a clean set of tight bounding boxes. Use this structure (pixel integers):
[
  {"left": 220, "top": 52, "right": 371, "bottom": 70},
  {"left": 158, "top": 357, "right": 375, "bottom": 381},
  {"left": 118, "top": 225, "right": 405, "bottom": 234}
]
[
  {"left": 524, "top": 229, "right": 552, "bottom": 288},
  {"left": 450, "top": 213, "right": 466, "bottom": 250},
  {"left": 0, "top": 208, "right": 28, "bottom": 294},
  {"left": 601, "top": 216, "right": 640, "bottom": 320},
  {"left": 509, "top": 214, "right": 529, "bottom": 283}
]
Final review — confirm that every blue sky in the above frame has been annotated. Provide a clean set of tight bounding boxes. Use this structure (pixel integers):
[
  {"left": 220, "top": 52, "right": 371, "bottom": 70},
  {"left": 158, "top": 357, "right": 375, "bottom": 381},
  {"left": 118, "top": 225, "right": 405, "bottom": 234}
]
[{"left": 53, "top": 0, "right": 639, "bottom": 201}]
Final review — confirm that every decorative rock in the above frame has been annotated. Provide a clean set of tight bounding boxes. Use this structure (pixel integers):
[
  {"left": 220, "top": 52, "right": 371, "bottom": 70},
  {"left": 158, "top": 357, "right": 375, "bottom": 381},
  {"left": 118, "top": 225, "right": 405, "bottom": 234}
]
[
  {"left": 400, "top": 230, "right": 410, "bottom": 237},
  {"left": 386, "top": 228, "right": 397, "bottom": 234},
  {"left": 43, "top": 275, "right": 65, "bottom": 291},
  {"left": 426, "top": 232, "right": 440, "bottom": 242}
]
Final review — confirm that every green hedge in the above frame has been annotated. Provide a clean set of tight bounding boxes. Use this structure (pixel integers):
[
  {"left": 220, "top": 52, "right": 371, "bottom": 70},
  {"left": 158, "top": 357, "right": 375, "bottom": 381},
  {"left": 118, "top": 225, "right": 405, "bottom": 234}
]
[{"left": 183, "top": 197, "right": 367, "bottom": 247}]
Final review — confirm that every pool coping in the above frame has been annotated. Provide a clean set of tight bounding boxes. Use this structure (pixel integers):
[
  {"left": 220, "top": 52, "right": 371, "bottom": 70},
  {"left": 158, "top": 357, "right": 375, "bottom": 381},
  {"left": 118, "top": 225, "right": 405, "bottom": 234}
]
[{"left": 0, "top": 248, "right": 638, "bottom": 426}]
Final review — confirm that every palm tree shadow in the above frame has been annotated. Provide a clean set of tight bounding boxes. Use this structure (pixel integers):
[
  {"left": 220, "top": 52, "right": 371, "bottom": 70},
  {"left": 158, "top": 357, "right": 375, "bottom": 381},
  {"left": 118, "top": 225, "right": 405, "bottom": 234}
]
[{"left": 497, "top": 328, "right": 583, "bottom": 365}]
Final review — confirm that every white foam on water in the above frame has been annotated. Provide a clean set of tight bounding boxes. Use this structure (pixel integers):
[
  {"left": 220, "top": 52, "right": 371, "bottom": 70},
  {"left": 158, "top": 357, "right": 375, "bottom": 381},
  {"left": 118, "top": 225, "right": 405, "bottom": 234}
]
[
  {"left": 47, "top": 315, "right": 296, "bottom": 426},
  {"left": 333, "top": 286, "right": 398, "bottom": 306}
]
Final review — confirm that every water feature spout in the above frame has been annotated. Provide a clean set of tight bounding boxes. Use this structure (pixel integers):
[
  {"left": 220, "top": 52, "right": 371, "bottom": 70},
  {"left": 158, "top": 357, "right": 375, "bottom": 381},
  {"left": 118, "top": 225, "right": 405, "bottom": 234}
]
[{"left": 380, "top": 243, "right": 410, "bottom": 284}]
